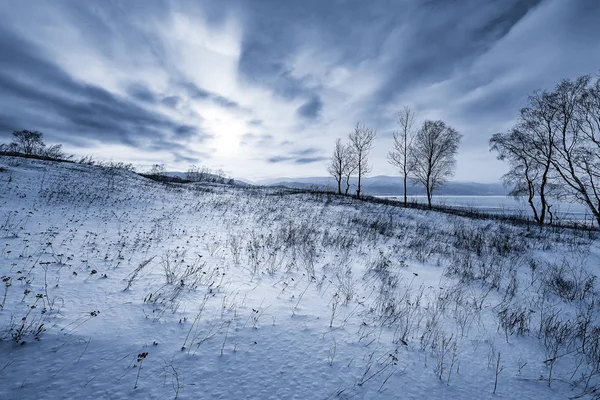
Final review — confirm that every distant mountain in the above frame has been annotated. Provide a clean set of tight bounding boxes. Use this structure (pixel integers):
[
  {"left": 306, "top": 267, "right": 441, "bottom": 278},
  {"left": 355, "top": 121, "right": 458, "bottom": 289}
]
[
  {"left": 255, "top": 175, "right": 508, "bottom": 196},
  {"left": 161, "top": 172, "right": 507, "bottom": 195}
]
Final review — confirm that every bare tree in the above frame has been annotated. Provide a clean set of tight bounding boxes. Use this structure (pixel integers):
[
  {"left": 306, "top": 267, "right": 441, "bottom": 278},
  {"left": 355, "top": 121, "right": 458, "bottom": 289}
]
[
  {"left": 149, "top": 164, "right": 166, "bottom": 176},
  {"left": 348, "top": 122, "right": 376, "bottom": 198},
  {"left": 343, "top": 149, "right": 357, "bottom": 196},
  {"left": 327, "top": 139, "right": 356, "bottom": 195},
  {"left": 200, "top": 166, "right": 212, "bottom": 182},
  {"left": 187, "top": 165, "right": 201, "bottom": 181},
  {"left": 388, "top": 106, "right": 417, "bottom": 206},
  {"left": 549, "top": 75, "right": 600, "bottom": 226},
  {"left": 411, "top": 120, "right": 461, "bottom": 208},
  {"left": 490, "top": 90, "right": 560, "bottom": 228},
  {"left": 9, "top": 130, "right": 44, "bottom": 155},
  {"left": 215, "top": 169, "right": 226, "bottom": 184},
  {"left": 491, "top": 129, "right": 549, "bottom": 226},
  {"left": 1, "top": 130, "right": 68, "bottom": 160},
  {"left": 493, "top": 74, "right": 600, "bottom": 227},
  {"left": 327, "top": 139, "right": 346, "bottom": 194}
]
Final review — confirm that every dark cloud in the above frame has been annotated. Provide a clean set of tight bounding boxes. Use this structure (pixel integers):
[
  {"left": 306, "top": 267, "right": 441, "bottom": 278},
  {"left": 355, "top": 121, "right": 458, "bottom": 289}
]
[
  {"left": 173, "top": 153, "right": 202, "bottom": 164},
  {"left": 128, "top": 83, "right": 158, "bottom": 103},
  {"left": 267, "top": 155, "right": 328, "bottom": 165},
  {"left": 360, "top": 0, "right": 545, "bottom": 117},
  {"left": 297, "top": 97, "right": 323, "bottom": 119},
  {"left": 219, "top": 0, "right": 545, "bottom": 152},
  {"left": 180, "top": 81, "right": 243, "bottom": 110},
  {"left": 294, "top": 156, "right": 328, "bottom": 164},
  {"left": 51, "top": 1, "right": 172, "bottom": 72},
  {"left": 236, "top": 0, "right": 397, "bottom": 87},
  {"left": 266, "top": 147, "right": 326, "bottom": 164},
  {"left": 0, "top": 26, "right": 209, "bottom": 152},
  {"left": 238, "top": 42, "right": 315, "bottom": 100},
  {"left": 127, "top": 80, "right": 243, "bottom": 112},
  {"left": 267, "top": 155, "right": 290, "bottom": 164},
  {"left": 173, "top": 125, "right": 198, "bottom": 138},
  {"left": 293, "top": 147, "right": 322, "bottom": 157},
  {"left": 162, "top": 96, "right": 181, "bottom": 108},
  {"left": 0, "top": 114, "right": 21, "bottom": 134},
  {"left": 234, "top": 0, "right": 548, "bottom": 124}
]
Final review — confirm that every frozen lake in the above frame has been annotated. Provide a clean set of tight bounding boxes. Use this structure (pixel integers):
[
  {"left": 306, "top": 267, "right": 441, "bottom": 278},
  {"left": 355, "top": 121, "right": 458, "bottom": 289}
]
[{"left": 378, "top": 195, "right": 595, "bottom": 224}]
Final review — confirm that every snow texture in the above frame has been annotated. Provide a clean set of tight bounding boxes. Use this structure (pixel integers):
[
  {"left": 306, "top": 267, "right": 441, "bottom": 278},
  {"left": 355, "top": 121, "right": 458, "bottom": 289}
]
[{"left": 1, "top": 156, "right": 599, "bottom": 399}]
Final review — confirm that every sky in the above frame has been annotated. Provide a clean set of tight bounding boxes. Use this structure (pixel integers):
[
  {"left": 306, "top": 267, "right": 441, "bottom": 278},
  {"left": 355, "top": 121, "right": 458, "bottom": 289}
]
[{"left": 0, "top": 0, "right": 599, "bottom": 183}]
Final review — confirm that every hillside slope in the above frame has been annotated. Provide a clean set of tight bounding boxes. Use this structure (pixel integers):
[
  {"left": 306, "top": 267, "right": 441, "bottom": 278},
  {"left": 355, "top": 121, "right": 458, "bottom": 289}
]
[{"left": 0, "top": 156, "right": 599, "bottom": 399}]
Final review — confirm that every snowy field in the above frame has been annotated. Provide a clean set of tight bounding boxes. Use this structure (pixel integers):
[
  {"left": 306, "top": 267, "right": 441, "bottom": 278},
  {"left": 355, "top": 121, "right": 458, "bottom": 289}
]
[
  {"left": 1, "top": 156, "right": 600, "bottom": 399},
  {"left": 379, "top": 196, "right": 593, "bottom": 224}
]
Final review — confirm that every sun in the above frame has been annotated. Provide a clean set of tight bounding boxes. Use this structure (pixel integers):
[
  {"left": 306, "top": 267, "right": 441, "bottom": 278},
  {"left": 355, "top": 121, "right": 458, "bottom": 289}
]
[{"left": 194, "top": 103, "right": 246, "bottom": 156}]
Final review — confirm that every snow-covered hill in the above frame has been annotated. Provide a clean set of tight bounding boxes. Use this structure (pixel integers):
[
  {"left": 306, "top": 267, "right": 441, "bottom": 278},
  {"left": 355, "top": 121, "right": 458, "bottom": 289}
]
[{"left": 0, "top": 155, "right": 599, "bottom": 399}]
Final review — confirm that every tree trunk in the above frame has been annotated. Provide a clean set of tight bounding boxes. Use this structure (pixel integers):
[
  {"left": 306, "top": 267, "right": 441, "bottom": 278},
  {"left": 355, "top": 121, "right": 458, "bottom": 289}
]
[
  {"left": 357, "top": 160, "right": 362, "bottom": 198},
  {"left": 403, "top": 173, "right": 408, "bottom": 207},
  {"left": 426, "top": 171, "right": 432, "bottom": 209},
  {"left": 526, "top": 181, "right": 540, "bottom": 226},
  {"left": 404, "top": 130, "right": 409, "bottom": 207},
  {"left": 426, "top": 185, "right": 432, "bottom": 209},
  {"left": 336, "top": 178, "right": 341, "bottom": 195},
  {"left": 537, "top": 157, "right": 552, "bottom": 230},
  {"left": 538, "top": 189, "right": 547, "bottom": 231},
  {"left": 344, "top": 175, "right": 351, "bottom": 196}
]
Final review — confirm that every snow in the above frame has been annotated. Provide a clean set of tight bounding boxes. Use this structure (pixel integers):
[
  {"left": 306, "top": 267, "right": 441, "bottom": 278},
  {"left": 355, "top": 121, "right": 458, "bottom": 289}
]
[{"left": 1, "top": 155, "right": 599, "bottom": 399}]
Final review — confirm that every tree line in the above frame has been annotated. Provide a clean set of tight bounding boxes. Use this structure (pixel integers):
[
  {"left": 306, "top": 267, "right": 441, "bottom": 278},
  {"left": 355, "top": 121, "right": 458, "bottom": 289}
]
[
  {"left": 328, "top": 73, "right": 600, "bottom": 228},
  {"left": 327, "top": 111, "right": 462, "bottom": 208},
  {"left": 490, "top": 74, "right": 600, "bottom": 228}
]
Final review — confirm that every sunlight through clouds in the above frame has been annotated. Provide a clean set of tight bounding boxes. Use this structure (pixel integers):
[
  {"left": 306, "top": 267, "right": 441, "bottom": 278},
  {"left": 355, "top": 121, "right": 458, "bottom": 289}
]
[{"left": 0, "top": 0, "right": 599, "bottom": 181}]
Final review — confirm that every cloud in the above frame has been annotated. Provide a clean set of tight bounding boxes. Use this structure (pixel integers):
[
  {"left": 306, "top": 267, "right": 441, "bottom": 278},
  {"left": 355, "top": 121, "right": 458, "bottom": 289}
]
[
  {"left": 0, "top": 0, "right": 598, "bottom": 181},
  {"left": 162, "top": 96, "right": 181, "bottom": 108},
  {"left": 295, "top": 156, "right": 329, "bottom": 164},
  {"left": 240, "top": 133, "right": 274, "bottom": 147},
  {"left": 180, "top": 81, "right": 243, "bottom": 110},
  {"left": 128, "top": 83, "right": 158, "bottom": 103},
  {"left": 0, "top": 23, "right": 210, "bottom": 164},
  {"left": 266, "top": 147, "right": 327, "bottom": 165},
  {"left": 297, "top": 97, "right": 323, "bottom": 119},
  {"left": 266, "top": 155, "right": 290, "bottom": 164}
]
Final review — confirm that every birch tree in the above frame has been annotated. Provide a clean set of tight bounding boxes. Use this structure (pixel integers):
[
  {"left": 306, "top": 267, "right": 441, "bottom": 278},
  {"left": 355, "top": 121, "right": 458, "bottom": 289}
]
[
  {"left": 388, "top": 106, "right": 417, "bottom": 206},
  {"left": 411, "top": 120, "right": 461, "bottom": 208},
  {"left": 490, "top": 90, "right": 560, "bottom": 228},
  {"left": 348, "top": 123, "right": 376, "bottom": 198}
]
